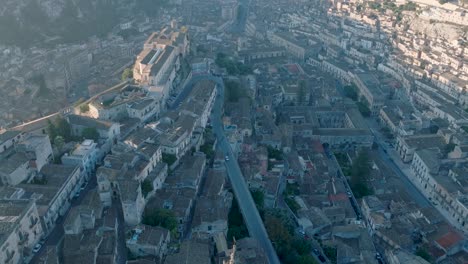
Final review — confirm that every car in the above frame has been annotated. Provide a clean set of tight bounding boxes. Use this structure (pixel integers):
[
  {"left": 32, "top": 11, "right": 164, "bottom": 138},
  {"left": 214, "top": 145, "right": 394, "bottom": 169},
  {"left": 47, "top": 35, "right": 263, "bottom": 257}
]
[
  {"left": 225, "top": 156, "right": 229, "bottom": 161},
  {"left": 347, "top": 191, "right": 352, "bottom": 197},
  {"left": 376, "top": 253, "right": 382, "bottom": 259},
  {"left": 318, "top": 255, "right": 326, "bottom": 262},
  {"left": 74, "top": 191, "right": 80, "bottom": 198},
  {"left": 32, "top": 243, "right": 42, "bottom": 253},
  {"left": 313, "top": 248, "right": 320, "bottom": 255}
]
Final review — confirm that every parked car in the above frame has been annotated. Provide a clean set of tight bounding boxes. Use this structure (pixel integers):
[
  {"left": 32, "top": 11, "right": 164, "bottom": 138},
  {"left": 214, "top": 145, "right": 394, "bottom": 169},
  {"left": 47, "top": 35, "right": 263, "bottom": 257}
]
[
  {"left": 32, "top": 243, "right": 42, "bottom": 253},
  {"left": 225, "top": 155, "right": 229, "bottom": 161}
]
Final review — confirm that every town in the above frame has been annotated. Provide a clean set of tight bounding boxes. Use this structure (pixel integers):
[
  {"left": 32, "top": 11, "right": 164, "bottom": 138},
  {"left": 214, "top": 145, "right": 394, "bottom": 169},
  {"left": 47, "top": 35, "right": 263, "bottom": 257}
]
[{"left": 0, "top": 0, "right": 467, "bottom": 263}]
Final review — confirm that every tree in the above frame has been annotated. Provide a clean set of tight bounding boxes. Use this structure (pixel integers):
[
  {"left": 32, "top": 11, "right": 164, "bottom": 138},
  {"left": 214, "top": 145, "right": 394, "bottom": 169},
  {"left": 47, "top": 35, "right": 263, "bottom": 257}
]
[
  {"left": 53, "top": 136, "right": 65, "bottom": 151},
  {"left": 200, "top": 143, "right": 214, "bottom": 159},
  {"left": 56, "top": 117, "right": 72, "bottom": 142},
  {"left": 267, "top": 146, "right": 283, "bottom": 160},
  {"left": 227, "top": 198, "right": 249, "bottom": 241},
  {"left": 142, "top": 208, "right": 177, "bottom": 232},
  {"left": 343, "top": 85, "right": 358, "bottom": 101},
  {"left": 121, "top": 68, "right": 133, "bottom": 81},
  {"left": 298, "top": 80, "right": 307, "bottom": 104},
  {"left": 350, "top": 151, "right": 373, "bottom": 198},
  {"left": 438, "top": 0, "right": 449, "bottom": 4},
  {"left": 298, "top": 255, "right": 318, "bottom": 264},
  {"left": 82, "top": 127, "right": 99, "bottom": 141},
  {"left": 141, "top": 180, "right": 153, "bottom": 198},
  {"left": 415, "top": 247, "right": 432, "bottom": 262},
  {"left": 80, "top": 104, "right": 90, "bottom": 113},
  {"left": 250, "top": 189, "right": 265, "bottom": 210},
  {"left": 357, "top": 102, "right": 371, "bottom": 117},
  {"left": 162, "top": 153, "right": 177, "bottom": 166},
  {"left": 47, "top": 120, "right": 57, "bottom": 142}
]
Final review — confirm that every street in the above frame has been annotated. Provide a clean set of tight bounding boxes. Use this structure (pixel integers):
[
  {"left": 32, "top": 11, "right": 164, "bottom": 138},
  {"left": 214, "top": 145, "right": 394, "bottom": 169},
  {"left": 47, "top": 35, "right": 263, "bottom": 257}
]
[
  {"left": 208, "top": 76, "right": 281, "bottom": 264},
  {"left": 30, "top": 175, "right": 98, "bottom": 263},
  {"left": 367, "top": 121, "right": 431, "bottom": 208}
]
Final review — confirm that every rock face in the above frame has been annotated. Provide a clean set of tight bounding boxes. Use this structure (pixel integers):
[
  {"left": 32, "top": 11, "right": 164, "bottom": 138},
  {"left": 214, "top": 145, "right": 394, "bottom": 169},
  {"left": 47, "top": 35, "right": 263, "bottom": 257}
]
[{"left": 408, "top": 16, "right": 465, "bottom": 42}]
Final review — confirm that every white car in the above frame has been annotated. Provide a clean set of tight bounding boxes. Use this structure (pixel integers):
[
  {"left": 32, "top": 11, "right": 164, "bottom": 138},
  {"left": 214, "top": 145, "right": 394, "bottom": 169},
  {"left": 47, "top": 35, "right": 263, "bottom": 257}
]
[
  {"left": 32, "top": 243, "right": 42, "bottom": 253},
  {"left": 225, "top": 155, "right": 229, "bottom": 161}
]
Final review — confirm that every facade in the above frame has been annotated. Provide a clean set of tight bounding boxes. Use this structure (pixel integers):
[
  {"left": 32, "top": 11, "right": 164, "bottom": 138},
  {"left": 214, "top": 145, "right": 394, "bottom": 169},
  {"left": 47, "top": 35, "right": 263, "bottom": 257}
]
[
  {"left": 120, "top": 180, "right": 145, "bottom": 226},
  {"left": 395, "top": 134, "right": 446, "bottom": 163},
  {"left": 267, "top": 31, "right": 307, "bottom": 60},
  {"left": 61, "top": 139, "right": 98, "bottom": 180},
  {"left": 18, "top": 164, "right": 82, "bottom": 233},
  {"left": 134, "top": 26, "right": 189, "bottom": 103},
  {"left": 410, "top": 150, "right": 468, "bottom": 232},
  {"left": 0, "top": 200, "right": 43, "bottom": 264},
  {"left": 0, "top": 130, "right": 23, "bottom": 153},
  {"left": 67, "top": 115, "right": 120, "bottom": 143},
  {"left": 351, "top": 73, "right": 385, "bottom": 116},
  {"left": 126, "top": 225, "right": 170, "bottom": 260}
]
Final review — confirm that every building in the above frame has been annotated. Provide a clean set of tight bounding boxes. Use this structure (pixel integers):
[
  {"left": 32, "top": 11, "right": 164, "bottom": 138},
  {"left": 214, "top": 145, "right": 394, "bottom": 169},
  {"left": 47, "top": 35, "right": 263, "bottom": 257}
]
[
  {"left": 191, "top": 197, "right": 230, "bottom": 239},
  {"left": 63, "top": 206, "right": 96, "bottom": 235},
  {"left": 18, "top": 164, "right": 81, "bottom": 233},
  {"left": 134, "top": 26, "right": 189, "bottom": 103},
  {"left": 156, "top": 113, "right": 197, "bottom": 158},
  {"left": 395, "top": 134, "right": 446, "bottom": 163},
  {"left": 0, "top": 134, "right": 54, "bottom": 186},
  {"left": 351, "top": 73, "right": 385, "bottom": 116},
  {"left": 67, "top": 115, "right": 120, "bottom": 143},
  {"left": 119, "top": 179, "right": 145, "bottom": 226},
  {"left": 165, "top": 240, "right": 211, "bottom": 264},
  {"left": 410, "top": 150, "right": 468, "bottom": 232},
  {"left": 179, "top": 80, "right": 217, "bottom": 128},
  {"left": 61, "top": 139, "right": 98, "bottom": 180},
  {"left": 0, "top": 200, "right": 43, "bottom": 264},
  {"left": 126, "top": 225, "right": 170, "bottom": 260},
  {"left": 267, "top": 31, "right": 307, "bottom": 60},
  {"left": 0, "top": 130, "right": 23, "bottom": 153}
]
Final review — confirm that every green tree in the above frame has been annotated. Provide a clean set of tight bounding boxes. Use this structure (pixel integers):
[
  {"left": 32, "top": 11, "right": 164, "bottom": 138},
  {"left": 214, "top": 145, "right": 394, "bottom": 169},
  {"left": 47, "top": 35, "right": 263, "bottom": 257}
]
[
  {"left": 80, "top": 104, "right": 90, "bottom": 113},
  {"left": 53, "top": 136, "right": 65, "bottom": 150},
  {"left": 56, "top": 117, "right": 72, "bottom": 141},
  {"left": 227, "top": 198, "right": 249, "bottom": 241},
  {"left": 292, "top": 237, "right": 312, "bottom": 255},
  {"left": 121, "top": 68, "right": 133, "bottom": 81},
  {"left": 162, "top": 153, "right": 177, "bottom": 166},
  {"left": 415, "top": 247, "right": 432, "bottom": 262},
  {"left": 267, "top": 146, "right": 283, "bottom": 160},
  {"left": 47, "top": 120, "right": 58, "bottom": 141},
  {"left": 350, "top": 151, "right": 373, "bottom": 198},
  {"left": 141, "top": 180, "right": 153, "bottom": 198},
  {"left": 357, "top": 101, "right": 371, "bottom": 117},
  {"left": 344, "top": 85, "right": 358, "bottom": 101},
  {"left": 298, "top": 255, "right": 318, "bottom": 264},
  {"left": 298, "top": 80, "right": 307, "bottom": 104},
  {"left": 323, "top": 246, "right": 337, "bottom": 263},
  {"left": 200, "top": 143, "right": 214, "bottom": 159},
  {"left": 142, "top": 208, "right": 177, "bottom": 232},
  {"left": 82, "top": 127, "right": 99, "bottom": 141},
  {"left": 250, "top": 189, "right": 265, "bottom": 210}
]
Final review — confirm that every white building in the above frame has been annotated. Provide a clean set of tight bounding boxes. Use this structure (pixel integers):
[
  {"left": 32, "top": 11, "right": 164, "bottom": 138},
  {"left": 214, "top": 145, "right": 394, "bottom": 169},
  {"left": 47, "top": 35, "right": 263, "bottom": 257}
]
[
  {"left": 0, "top": 200, "right": 44, "bottom": 264},
  {"left": 62, "top": 139, "right": 98, "bottom": 181}
]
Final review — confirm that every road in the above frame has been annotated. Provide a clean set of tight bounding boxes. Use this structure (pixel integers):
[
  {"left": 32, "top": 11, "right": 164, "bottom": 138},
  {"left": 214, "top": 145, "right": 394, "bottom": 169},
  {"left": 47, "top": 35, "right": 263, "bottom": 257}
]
[
  {"left": 207, "top": 76, "right": 280, "bottom": 264},
  {"left": 367, "top": 121, "right": 431, "bottom": 208},
  {"left": 230, "top": 0, "right": 250, "bottom": 33},
  {"left": 30, "top": 175, "right": 97, "bottom": 263},
  {"left": 333, "top": 78, "right": 430, "bottom": 208}
]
